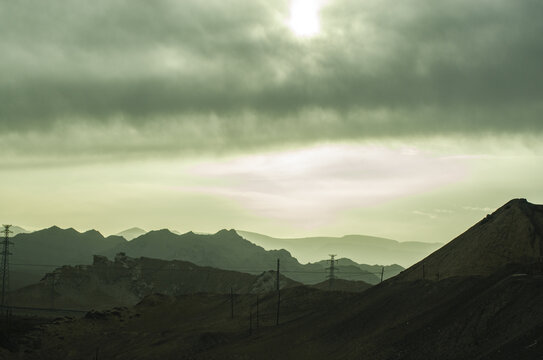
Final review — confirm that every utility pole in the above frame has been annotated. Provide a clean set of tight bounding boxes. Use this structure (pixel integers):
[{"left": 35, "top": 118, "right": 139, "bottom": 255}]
[
  {"left": 249, "top": 311, "right": 253, "bottom": 336},
  {"left": 51, "top": 273, "right": 56, "bottom": 309},
  {"left": 422, "top": 264, "right": 426, "bottom": 280},
  {"left": 1, "top": 225, "right": 13, "bottom": 312},
  {"left": 276, "top": 259, "right": 280, "bottom": 291},
  {"left": 380, "top": 266, "right": 385, "bottom": 283},
  {"left": 326, "top": 254, "right": 338, "bottom": 289},
  {"left": 230, "top": 287, "right": 234, "bottom": 319},
  {"left": 256, "top": 295, "right": 260, "bottom": 330},
  {"left": 276, "top": 258, "right": 280, "bottom": 326}
]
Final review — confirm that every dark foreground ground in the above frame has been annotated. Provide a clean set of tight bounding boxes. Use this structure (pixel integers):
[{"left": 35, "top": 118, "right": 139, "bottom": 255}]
[{"left": 1, "top": 264, "right": 543, "bottom": 359}]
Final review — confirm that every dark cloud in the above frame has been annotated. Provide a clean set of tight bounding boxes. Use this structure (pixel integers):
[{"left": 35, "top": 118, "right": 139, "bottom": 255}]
[{"left": 1, "top": 0, "right": 542, "bottom": 154}]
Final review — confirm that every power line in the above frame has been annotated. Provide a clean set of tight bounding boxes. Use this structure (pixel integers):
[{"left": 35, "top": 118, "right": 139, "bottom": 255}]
[{"left": 8, "top": 262, "right": 387, "bottom": 275}]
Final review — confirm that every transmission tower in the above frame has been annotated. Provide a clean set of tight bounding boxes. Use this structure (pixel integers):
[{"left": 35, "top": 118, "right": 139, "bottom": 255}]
[
  {"left": 0, "top": 225, "right": 13, "bottom": 310},
  {"left": 326, "top": 254, "right": 338, "bottom": 289}
]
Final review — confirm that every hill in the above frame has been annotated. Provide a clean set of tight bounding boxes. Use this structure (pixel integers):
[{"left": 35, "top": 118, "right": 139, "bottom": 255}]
[
  {"left": 395, "top": 198, "right": 543, "bottom": 281},
  {"left": 7, "top": 199, "right": 543, "bottom": 360},
  {"left": 10, "top": 226, "right": 29, "bottom": 236},
  {"left": 9, "top": 226, "right": 127, "bottom": 289},
  {"left": 115, "top": 227, "right": 147, "bottom": 241},
  {"left": 237, "top": 230, "right": 442, "bottom": 267},
  {"left": 10, "top": 264, "right": 543, "bottom": 360},
  {"left": 105, "top": 229, "right": 402, "bottom": 284},
  {"left": 10, "top": 253, "right": 301, "bottom": 310},
  {"left": 310, "top": 278, "right": 373, "bottom": 292}
]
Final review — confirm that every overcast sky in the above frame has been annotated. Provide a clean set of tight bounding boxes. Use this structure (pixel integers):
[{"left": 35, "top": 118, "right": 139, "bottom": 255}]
[{"left": 1, "top": 0, "right": 542, "bottom": 243}]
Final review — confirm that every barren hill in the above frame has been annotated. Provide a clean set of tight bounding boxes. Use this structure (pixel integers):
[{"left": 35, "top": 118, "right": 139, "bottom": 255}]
[
  {"left": 396, "top": 198, "right": 543, "bottom": 281},
  {"left": 12, "top": 265, "right": 543, "bottom": 360},
  {"left": 11, "top": 253, "right": 300, "bottom": 310},
  {"left": 5, "top": 199, "right": 543, "bottom": 359}
]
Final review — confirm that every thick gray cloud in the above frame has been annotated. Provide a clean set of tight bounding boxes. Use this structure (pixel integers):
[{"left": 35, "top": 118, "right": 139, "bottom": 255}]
[{"left": 1, "top": 0, "right": 542, "bottom": 153}]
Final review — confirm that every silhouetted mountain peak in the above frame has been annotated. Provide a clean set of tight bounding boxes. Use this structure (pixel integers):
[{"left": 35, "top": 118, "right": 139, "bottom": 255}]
[
  {"left": 37, "top": 226, "right": 79, "bottom": 236},
  {"left": 116, "top": 227, "right": 147, "bottom": 240},
  {"left": 134, "top": 229, "right": 179, "bottom": 242},
  {"left": 397, "top": 198, "right": 543, "bottom": 281},
  {"left": 215, "top": 229, "right": 238, "bottom": 236},
  {"left": 83, "top": 229, "right": 104, "bottom": 238},
  {"left": 124, "top": 227, "right": 145, "bottom": 232}
]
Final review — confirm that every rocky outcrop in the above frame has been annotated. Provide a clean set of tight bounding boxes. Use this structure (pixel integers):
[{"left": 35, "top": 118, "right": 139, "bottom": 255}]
[{"left": 11, "top": 254, "right": 302, "bottom": 310}]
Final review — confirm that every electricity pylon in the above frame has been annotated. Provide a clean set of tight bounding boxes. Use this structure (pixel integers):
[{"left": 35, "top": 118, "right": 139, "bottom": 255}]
[
  {"left": 0, "top": 225, "right": 13, "bottom": 310},
  {"left": 326, "top": 254, "right": 338, "bottom": 289}
]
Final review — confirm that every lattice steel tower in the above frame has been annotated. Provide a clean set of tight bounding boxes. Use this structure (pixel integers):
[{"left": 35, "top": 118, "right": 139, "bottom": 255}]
[
  {"left": 0, "top": 225, "right": 13, "bottom": 310},
  {"left": 326, "top": 254, "right": 338, "bottom": 289}
]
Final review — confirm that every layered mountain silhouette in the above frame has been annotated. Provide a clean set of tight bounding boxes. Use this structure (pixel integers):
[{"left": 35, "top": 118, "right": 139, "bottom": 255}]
[
  {"left": 237, "top": 230, "right": 442, "bottom": 267},
  {"left": 9, "top": 226, "right": 127, "bottom": 288},
  {"left": 6, "top": 199, "right": 543, "bottom": 360},
  {"left": 9, "top": 226, "right": 29, "bottom": 236},
  {"left": 7, "top": 227, "right": 402, "bottom": 290},
  {"left": 115, "top": 227, "right": 147, "bottom": 240},
  {"left": 396, "top": 198, "right": 543, "bottom": 281},
  {"left": 104, "top": 229, "right": 400, "bottom": 284}
]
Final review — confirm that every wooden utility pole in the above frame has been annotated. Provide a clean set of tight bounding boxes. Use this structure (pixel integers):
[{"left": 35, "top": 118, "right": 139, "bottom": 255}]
[
  {"left": 422, "top": 264, "right": 426, "bottom": 280},
  {"left": 276, "top": 259, "right": 280, "bottom": 291},
  {"left": 276, "top": 259, "right": 280, "bottom": 325},
  {"left": 256, "top": 295, "right": 260, "bottom": 330},
  {"left": 50, "top": 273, "right": 57, "bottom": 309},
  {"left": 249, "top": 311, "right": 253, "bottom": 336},
  {"left": 230, "top": 287, "right": 234, "bottom": 319}
]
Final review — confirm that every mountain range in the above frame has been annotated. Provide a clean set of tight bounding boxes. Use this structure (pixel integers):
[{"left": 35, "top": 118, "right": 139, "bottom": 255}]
[
  {"left": 11, "top": 198, "right": 543, "bottom": 360},
  {"left": 7, "top": 227, "right": 403, "bottom": 290},
  {"left": 237, "top": 230, "right": 442, "bottom": 267}
]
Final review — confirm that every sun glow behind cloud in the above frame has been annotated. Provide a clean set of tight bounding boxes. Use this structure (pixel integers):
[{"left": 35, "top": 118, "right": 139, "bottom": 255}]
[{"left": 288, "top": 0, "right": 322, "bottom": 37}]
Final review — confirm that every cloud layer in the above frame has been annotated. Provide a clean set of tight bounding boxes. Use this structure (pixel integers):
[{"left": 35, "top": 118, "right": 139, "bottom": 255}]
[{"left": 1, "top": 0, "right": 542, "bottom": 160}]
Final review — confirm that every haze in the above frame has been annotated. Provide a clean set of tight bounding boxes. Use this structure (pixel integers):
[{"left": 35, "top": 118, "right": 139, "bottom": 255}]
[{"left": 1, "top": 0, "right": 542, "bottom": 243}]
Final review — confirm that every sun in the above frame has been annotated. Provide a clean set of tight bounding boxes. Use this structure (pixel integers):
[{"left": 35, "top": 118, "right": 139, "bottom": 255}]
[{"left": 288, "top": 0, "right": 321, "bottom": 38}]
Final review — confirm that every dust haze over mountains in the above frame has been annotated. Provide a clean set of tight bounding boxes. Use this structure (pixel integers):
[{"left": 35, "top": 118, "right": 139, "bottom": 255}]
[
  {"left": 7, "top": 226, "right": 406, "bottom": 290},
  {"left": 2, "top": 198, "right": 543, "bottom": 359},
  {"left": 1, "top": 0, "right": 542, "bottom": 244},
  {"left": 1, "top": 0, "right": 542, "bottom": 357}
]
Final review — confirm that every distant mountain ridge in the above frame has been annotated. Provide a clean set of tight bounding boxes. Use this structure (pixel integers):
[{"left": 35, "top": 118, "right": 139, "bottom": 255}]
[
  {"left": 116, "top": 227, "right": 147, "bottom": 240},
  {"left": 105, "top": 229, "right": 402, "bottom": 284},
  {"left": 237, "top": 230, "right": 442, "bottom": 267},
  {"left": 9, "top": 226, "right": 127, "bottom": 288},
  {"left": 7, "top": 227, "right": 403, "bottom": 290},
  {"left": 9, "top": 225, "right": 29, "bottom": 235}
]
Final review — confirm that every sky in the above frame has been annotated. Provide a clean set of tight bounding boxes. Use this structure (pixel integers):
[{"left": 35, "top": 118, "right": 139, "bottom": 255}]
[{"left": 1, "top": 0, "right": 542, "bottom": 243}]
